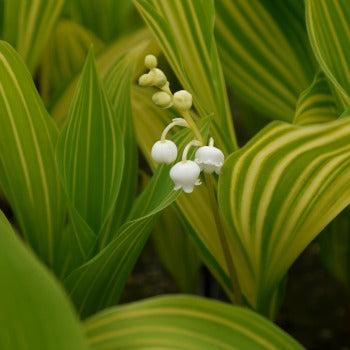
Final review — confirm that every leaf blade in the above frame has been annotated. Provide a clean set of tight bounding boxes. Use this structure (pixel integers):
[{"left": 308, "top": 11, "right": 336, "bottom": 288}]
[
  {"left": 306, "top": 0, "right": 350, "bottom": 99},
  {"left": 219, "top": 117, "right": 350, "bottom": 314},
  {"left": 56, "top": 49, "right": 124, "bottom": 234},
  {"left": 84, "top": 295, "right": 304, "bottom": 350},
  {"left": 0, "top": 211, "right": 88, "bottom": 350},
  {"left": 3, "top": 0, "right": 64, "bottom": 72},
  {"left": 0, "top": 41, "right": 65, "bottom": 270},
  {"left": 216, "top": 0, "right": 315, "bottom": 122}
]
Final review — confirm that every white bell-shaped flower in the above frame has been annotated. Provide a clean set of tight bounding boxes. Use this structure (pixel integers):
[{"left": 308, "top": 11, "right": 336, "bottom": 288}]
[
  {"left": 151, "top": 140, "right": 177, "bottom": 164},
  {"left": 195, "top": 138, "right": 224, "bottom": 174},
  {"left": 151, "top": 119, "right": 189, "bottom": 165},
  {"left": 170, "top": 160, "right": 201, "bottom": 193}
]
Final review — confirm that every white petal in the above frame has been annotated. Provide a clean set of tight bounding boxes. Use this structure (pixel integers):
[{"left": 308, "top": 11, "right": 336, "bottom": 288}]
[{"left": 151, "top": 140, "right": 177, "bottom": 164}]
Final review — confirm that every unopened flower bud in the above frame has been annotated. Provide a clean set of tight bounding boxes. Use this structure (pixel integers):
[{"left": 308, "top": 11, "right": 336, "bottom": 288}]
[
  {"left": 152, "top": 91, "right": 172, "bottom": 108},
  {"left": 138, "top": 73, "right": 154, "bottom": 87},
  {"left": 170, "top": 160, "right": 201, "bottom": 193},
  {"left": 195, "top": 139, "right": 224, "bottom": 174},
  {"left": 151, "top": 140, "right": 177, "bottom": 164},
  {"left": 151, "top": 68, "right": 167, "bottom": 88},
  {"left": 173, "top": 90, "right": 192, "bottom": 111},
  {"left": 145, "top": 54, "right": 158, "bottom": 69}
]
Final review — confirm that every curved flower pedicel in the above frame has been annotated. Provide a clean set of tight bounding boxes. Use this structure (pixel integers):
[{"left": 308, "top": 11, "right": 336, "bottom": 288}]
[
  {"left": 195, "top": 138, "right": 225, "bottom": 174},
  {"left": 170, "top": 140, "right": 202, "bottom": 193}
]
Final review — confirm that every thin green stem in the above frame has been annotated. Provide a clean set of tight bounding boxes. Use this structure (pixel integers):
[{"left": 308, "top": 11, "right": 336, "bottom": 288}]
[
  {"left": 178, "top": 109, "right": 243, "bottom": 305},
  {"left": 204, "top": 173, "right": 243, "bottom": 305},
  {"left": 180, "top": 110, "right": 203, "bottom": 142},
  {"left": 182, "top": 140, "right": 201, "bottom": 161},
  {"left": 161, "top": 118, "right": 188, "bottom": 141}
]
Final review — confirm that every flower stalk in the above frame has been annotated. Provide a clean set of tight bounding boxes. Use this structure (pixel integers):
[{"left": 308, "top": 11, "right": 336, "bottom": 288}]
[{"left": 139, "top": 54, "right": 243, "bottom": 305}]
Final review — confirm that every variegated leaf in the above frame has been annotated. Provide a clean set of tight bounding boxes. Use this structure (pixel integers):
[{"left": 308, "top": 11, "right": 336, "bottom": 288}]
[{"left": 219, "top": 116, "right": 350, "bottom": 315}]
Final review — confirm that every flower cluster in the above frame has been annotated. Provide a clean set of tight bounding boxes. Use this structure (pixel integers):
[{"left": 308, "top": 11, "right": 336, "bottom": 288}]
[{"left": 139, "top": 55, "right": 225, "bottom": 193}]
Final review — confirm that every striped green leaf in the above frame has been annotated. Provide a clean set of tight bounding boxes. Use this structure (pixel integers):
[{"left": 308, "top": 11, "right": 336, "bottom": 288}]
[
  {"left": 219, "top": 116, "right": 350, "bottom": 315},
  {"left": 152, "top": 205, "right": 201, "bottom": 293},
  {"left": 63, "top": 118, "right": 211, "bottom": 318},
  {"left": 85, "top": 295, "right": 304, "bottom": 350},
  {"left": 39, "top": 19, "right": 104, "bottom": 102},
  {"left": 216, "top": 0, "right": 315, "bottom": 122},
  {"left": 0, "top": 211, "right": 87, "bottom": 350},
  {"left": 294, "top": 71, "right": 338, "bottom": 125},
  {"left": 2, "top": 0, "right": 64, "bottom": 72},
  {"left": 306, "top": 0, "right": 350, "bottom": 101},
  {"left": 0, "top": 41, "right": 65, "bottom": 270},
  {"left": 98, "top": 57, "right": 137, "bottom": 248},
  {"left": 56, "top": 49, "right": 124, "bottom": 235},
  {"left": 134, "top": 0, "right": 237, "bottom": 153},
  {"left": 319, "top": 207, "right": 350, "bottom": 287}
]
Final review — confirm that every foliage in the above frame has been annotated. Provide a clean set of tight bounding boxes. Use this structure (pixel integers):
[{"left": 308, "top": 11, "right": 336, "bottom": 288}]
[{"left": 0, "top": 0, "right": 349, "bottom": 348}]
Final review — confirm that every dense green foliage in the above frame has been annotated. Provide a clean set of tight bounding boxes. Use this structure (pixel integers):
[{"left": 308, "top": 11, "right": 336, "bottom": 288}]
[{"left": 0, "top": 0, "right": 349, "bottom": 348}]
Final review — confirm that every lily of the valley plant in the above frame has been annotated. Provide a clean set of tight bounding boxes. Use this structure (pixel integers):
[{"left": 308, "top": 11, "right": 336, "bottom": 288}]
[{"left": 0, "top": 0, "right": 349, "bottom": 349}]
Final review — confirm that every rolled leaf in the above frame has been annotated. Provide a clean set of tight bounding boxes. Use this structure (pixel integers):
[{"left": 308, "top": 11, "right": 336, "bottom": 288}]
[
  {"left": 56, "top": 48, "right": 124, "bottom": 235},
  {"left": 306, "top": 0, "right": 350, "bottom": 99},
  {"left": 294, "top": 71, "right": 338, "bottom": 125}
]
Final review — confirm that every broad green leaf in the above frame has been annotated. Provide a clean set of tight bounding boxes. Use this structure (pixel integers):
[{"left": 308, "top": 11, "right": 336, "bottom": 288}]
[
  {"left": 50, "top": 28, "right": 157, "bottom": 128},
  {"left": 56, "top": 49, "right": 124, "bottom": 235},
  {"left": 319, "top": 207, "right": 350, "bottom": 287},
  {"left": 0, "top": 41, "right": 65, "bottom": 270},
  {"left": 294, "top": 71, "right": 338, "bottom": 125},
  {"left": 306, "top": 0, "right": 350, "bottom": 100},
  {"left": 65, "top": 0, "right": 136, "bottom": 42},
  {"left": 39, "top": 19, "right": 104, "bottom": 102},
  {"left": 152, "top": 206, "right": 201, "bottom": 293},
  {"left": 64, "top": 118, "right": 211, "bottom": 318},
  {"left": 2, "top": 0, "right": 64, "bottom": 72},
  {"left": 0, "top": 211, "right": 88, "bottom": 350},
  {"left": 219, "top": 116, "right": 350, "bottom": 316},
  {"left": 85, "top": 295, "right": 304, "bottom": 350},
  {"left": 98, "top": 57, "right": 137, "bottom": 248},
  {"left": 134, "top": 0, "right": 238, "bottom": 153},
  {"left": 216, "top": 0, "right": 315, "bottom": 122}
]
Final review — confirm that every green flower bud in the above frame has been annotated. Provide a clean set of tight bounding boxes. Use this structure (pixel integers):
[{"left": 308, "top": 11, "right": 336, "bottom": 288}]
[
  {"left": 173, "top": 90, "right": 192, "bottom": 111},
  {"left": 145, "top": 54, "right": 158, "bottom": 69},
  {"left": 152, "top": 91, "right": 172, "bottom": 108},
  {"left": 138, "top": 73, "right": 154, "bottom": 87}
]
